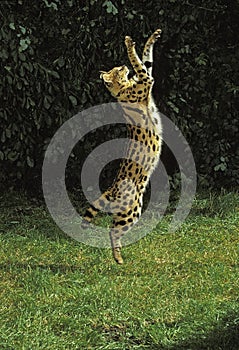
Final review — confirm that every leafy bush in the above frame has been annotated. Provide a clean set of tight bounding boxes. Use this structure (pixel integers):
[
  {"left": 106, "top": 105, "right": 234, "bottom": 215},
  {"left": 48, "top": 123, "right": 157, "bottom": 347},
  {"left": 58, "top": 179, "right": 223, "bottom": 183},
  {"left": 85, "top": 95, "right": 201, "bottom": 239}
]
[{"left": 0, "top": 0, "right": 238, "bottom": 193}]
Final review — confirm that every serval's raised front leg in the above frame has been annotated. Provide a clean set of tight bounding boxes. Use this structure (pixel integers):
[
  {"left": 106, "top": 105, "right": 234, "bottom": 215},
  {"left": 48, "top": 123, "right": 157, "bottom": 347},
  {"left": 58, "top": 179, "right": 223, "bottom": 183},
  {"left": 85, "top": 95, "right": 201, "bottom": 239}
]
[
  {"left": 125, "top": 35, "right": 149, "bottom": 78},
  {"left": 142, "top": 28, "right": 161, "bottom": 77}
]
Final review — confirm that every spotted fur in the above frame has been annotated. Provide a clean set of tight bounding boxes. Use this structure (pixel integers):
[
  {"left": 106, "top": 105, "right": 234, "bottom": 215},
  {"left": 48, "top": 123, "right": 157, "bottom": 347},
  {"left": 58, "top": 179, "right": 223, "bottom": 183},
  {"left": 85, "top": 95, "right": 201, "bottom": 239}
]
[{"left": 83, "top": 29, "right": 162, "bottom": 264}]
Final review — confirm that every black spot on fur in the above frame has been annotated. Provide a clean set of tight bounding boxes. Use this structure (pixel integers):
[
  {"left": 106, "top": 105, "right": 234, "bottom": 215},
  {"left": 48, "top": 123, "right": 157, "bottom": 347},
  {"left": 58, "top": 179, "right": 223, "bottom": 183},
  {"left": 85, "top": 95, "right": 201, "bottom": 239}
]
[{"left": 145, "top": 61, "right": 152, "bottom": 68}]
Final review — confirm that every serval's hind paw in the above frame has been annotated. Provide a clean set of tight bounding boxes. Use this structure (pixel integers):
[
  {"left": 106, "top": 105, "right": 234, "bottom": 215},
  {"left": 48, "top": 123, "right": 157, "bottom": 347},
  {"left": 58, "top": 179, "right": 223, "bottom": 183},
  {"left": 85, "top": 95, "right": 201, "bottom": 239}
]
[
  {"left": 113, "top": 247, "right": 124, "bottom": 265},
  {"left": 81, "top": 219, "right": 91, "bottom": 230}
]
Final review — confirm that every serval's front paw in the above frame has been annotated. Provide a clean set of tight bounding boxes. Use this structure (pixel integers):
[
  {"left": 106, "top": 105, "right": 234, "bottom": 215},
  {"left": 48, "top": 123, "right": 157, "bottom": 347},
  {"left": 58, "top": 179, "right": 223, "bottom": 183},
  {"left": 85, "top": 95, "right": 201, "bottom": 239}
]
[
  {"left": 153, "top": 28, "right": 162, "bottom": 41},
  {"left": 125, "top": 36, "right": 135, "bottom": 48}
]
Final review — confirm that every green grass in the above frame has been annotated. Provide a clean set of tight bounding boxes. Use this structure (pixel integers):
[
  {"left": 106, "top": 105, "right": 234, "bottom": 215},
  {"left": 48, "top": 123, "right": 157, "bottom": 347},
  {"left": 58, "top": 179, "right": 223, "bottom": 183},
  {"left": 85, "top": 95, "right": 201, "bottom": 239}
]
[{"left": 0, "top": 191, "right": 238, "bottom": 349}]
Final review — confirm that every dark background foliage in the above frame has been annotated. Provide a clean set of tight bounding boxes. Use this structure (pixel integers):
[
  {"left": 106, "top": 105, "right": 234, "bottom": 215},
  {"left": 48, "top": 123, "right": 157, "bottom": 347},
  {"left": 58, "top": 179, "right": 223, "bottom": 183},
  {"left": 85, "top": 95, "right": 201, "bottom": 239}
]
[{"left": 0, "top": 0, "right": 238, "bottom": 195}]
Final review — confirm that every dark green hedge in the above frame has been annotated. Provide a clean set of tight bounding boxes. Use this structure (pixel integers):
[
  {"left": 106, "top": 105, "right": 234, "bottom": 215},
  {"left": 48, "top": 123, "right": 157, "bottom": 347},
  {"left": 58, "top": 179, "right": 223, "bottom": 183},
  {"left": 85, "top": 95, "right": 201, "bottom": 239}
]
[{"left": 0, "top": 0, "right": 238, "bottom": 193}]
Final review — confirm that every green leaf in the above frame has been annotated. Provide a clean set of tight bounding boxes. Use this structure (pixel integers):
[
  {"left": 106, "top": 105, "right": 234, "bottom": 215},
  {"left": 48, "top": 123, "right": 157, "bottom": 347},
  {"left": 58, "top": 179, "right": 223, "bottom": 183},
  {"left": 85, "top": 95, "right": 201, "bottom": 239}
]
[
  {"left": 17, "top": 171, "right": 22, "bottom": 179},
  {"left": 49, "top": 70, "right": 60, "bottom": 79},
  {"left": 1, "top": 132, "right": 6, "bottom": 143},
  {"left": 27, "top": 156, "right": 34, "bottom": 167},
  {"left": 102, "top": 1, "right": 118, "bottom": 15},
  {"left": 9, "top": 23, "right": 16, "bottom": 30},
  {"left": 19, "top": 52, "right": 26, "bottom": 61},
  {"left": 69, "top": 95, "right": 77, "bottom": 106},
  {"left": 19, "top": 37, "right": 31, "bottom": 52},
  {"left": 43, "top": 0, "right": 58, "bottom": 10},
  {"left": 0, "top": 49, "right": 9, "bottom": 60},
  {"left": 8, "top": 151, "right": 18, "bottom": 161},
  {"left": 19, "top": 25, "right": 26, "bottom": 35},
  {"left": 7, "top": 76, "right": 13, "bottom": 84},
  {"left": 57, "top": 56, "right": 65, "bottom": 68},
  {"left": 6, "top": 129, "right": 11, "bottom": 138},
  {"left": 23, "top": 62, "right": 33, "bottom": 72},
  {"left": 195, "top": 53, "right": 208, "bottom": 66},
  {"left": 4, "top": 66, "right": 11, "bottom": 72},
  {"left": 126, "top": 13, "right": 134, "bottom": 20},
  {"left": 62, "top": 28, "right": 71, "bottom": 35},
  {"left": 44, "top": 96, "right": 51, "bottom": 109},
  {"left": 167, "top": 101, "right": 179, "bottom": 114}
]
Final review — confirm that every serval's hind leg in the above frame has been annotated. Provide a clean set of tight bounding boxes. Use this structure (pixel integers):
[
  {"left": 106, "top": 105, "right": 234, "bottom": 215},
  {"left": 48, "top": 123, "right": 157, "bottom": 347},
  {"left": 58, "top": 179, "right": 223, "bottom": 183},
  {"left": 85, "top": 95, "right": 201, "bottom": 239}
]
[
  {"left": 82, "top": 189, "right": 113, "bottom": 227},
  {"left": 110, "top": 193, "right": 143, "bottom": 264},
  {"left": 110, "top": 229, "right": 124, "bottom": 265}
]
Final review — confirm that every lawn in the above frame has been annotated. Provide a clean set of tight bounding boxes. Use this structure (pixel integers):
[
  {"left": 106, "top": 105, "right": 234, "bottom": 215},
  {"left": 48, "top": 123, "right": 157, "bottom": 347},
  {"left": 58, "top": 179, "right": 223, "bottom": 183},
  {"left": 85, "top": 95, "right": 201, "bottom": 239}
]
[{"left": 0, "top": 191, "right": 238, "bottom": 349}]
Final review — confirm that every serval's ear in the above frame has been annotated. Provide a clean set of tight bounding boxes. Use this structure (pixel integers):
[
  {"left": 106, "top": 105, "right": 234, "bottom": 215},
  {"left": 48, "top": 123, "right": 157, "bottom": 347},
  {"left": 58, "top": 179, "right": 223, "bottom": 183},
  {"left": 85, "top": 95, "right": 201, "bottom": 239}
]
[
  {"left": 100, "top": 71, "right": 107, "bottom": 79},
  {"left": 100, "top": 71, "right": 113, "bottom": 88}
]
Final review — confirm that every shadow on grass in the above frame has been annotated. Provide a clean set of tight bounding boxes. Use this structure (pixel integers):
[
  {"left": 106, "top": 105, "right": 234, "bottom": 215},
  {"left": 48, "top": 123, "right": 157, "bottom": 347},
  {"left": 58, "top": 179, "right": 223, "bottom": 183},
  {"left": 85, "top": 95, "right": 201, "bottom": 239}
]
[
  {"left": 147, "top": 313, "right": 239, "bottom": 350},
  {"left": 179, "top": 320, "right": 238, "bottom": 350},
  {"left": 0, "top": 262, "right": 83, "bottom": 274},
  {"left": 101, "top": 313, "right": 239, "bottom": 350}
]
